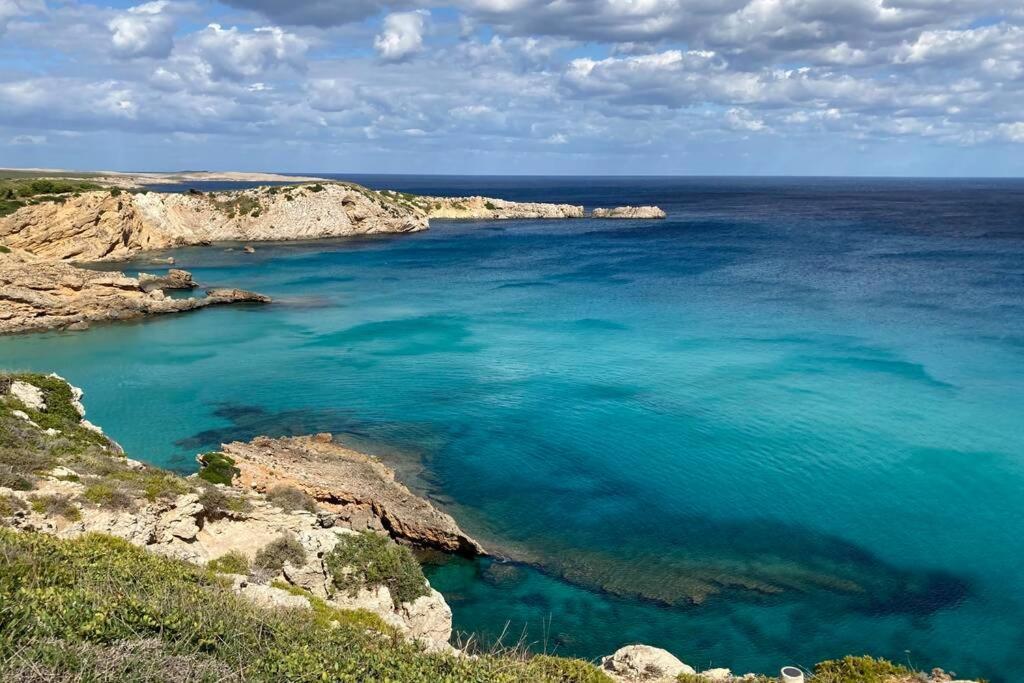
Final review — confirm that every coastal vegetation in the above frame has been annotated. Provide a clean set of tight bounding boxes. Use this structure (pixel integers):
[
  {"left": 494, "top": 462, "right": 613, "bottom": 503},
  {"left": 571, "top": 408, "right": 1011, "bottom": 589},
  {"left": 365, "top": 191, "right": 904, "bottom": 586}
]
[
  {"left": 0, "top": 177, "right": 104, "bottom": 217},
  {"left": 325, "top": 530, "right": 431, "bottom": 606}
]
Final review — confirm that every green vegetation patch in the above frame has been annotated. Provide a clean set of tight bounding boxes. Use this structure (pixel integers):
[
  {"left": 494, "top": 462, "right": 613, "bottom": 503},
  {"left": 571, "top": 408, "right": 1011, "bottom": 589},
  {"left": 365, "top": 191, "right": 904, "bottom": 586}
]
[
  {"left": 812, "top": 655, "right": 913, "bottom": 682},
  {"left": 197, "top": 451, "right": 239, "bottom": 485},
  {"left": 253, "top": 534, "right": 307, "bottom": 574},
  {"left": 29, "top": 494, "right": 80, "bottom": 521},
  {"left": 266, "top": 484, "right": 317, "bottom": 513},
  {"left": 0, "top": 529, "right": 612, "bottom": 681},
  {"left": 208, "top": 550, "right": 250, "bottom": 575},
  {"left": 325, "top": 531, "right": 429, "bottom": 606},
  {"left": 0, "top": 178, "right": 105, "bottom": 217},
  {"left": 209, "top": 194, "right": 263, "bottom": 219}
]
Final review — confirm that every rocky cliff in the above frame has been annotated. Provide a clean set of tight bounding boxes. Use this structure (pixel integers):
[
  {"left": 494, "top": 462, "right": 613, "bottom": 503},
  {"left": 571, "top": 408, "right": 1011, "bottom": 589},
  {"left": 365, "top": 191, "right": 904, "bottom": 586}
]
[
  {"left": 0, "top": 183, "right": 428, "bottom": 262},
  {"left": 0, "top": 249, "right": 269, "bottom": 334}
]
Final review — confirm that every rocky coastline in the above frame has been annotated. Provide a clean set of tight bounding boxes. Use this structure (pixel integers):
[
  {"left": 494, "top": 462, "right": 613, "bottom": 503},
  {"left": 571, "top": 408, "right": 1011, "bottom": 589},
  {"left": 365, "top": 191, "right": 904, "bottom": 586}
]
[
  {"left": 0, "top": 249, "right": 269, "bottom": 335},
  {"left": 592, "top": 205, "right": 667, "bottom": 219}
]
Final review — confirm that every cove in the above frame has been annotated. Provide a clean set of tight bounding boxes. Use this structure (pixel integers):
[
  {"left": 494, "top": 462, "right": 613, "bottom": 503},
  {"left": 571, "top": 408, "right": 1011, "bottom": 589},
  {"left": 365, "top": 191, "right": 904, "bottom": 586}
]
[{"left": 2, "top": 176, "right": 1022, "bottom": 681}]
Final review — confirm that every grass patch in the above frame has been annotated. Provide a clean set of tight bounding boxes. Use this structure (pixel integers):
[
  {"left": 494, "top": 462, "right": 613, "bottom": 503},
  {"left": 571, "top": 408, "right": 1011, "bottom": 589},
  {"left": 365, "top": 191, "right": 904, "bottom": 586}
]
[
  {"left": 325, "top": 531, "right": 429, "bottom": 606},
  {"left": 271, "top": 580, "right": 397, "bottom": 636},
  {"left": 0, "top": 494, "right": 27, "bottom": 519},
  {"left": 266, "top": 484, "right": 317, "bottom": 513},
  {"left": 0, "top": 178, "right": 105, "bottom": 217},
  {"left": 0, "top": 529, "right": 612, "bottom": 681},
  {"left": 29, "top": 494, "right": 80, "bottom": 521},
  {"left": 811, "top": 655, "right": 912, "bottom": 682},
  {"left": 198, "top": 485, "right": 252, "bottom": 517},
  {"left": 209, "top": 194, "right": 262, "bottom": 219},
  {"left": 208, "top": 550, "right": 250, "bottom": 575},
  {"left": 81, "top": 481, "right": 136, "bottom": 510},
  {"left": 197, "top": 451, "right": 238, "bottom": 486},
  {"left": 253, "top": 534, "right": 307, "bottom": 574}
]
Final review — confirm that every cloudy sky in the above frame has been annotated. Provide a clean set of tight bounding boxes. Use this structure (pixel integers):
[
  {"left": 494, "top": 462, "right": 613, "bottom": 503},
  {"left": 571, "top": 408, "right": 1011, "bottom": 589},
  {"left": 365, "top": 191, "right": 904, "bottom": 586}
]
[{"left": 1, "top": 0, "right": 1023, "bottom": 175}]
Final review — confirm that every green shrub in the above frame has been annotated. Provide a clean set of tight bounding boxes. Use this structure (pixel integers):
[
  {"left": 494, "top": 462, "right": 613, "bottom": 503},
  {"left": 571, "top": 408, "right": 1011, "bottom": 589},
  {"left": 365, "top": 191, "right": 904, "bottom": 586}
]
[
  {"left": 109, "top": 188, "right": 122, "bottom": 197},
  {"left": 324, "top": 531, "right": 429, "bottom": 606},
  {"left": 0, "top": 529, "right": 613, "bottom": 682},
  {"left": 308, "top": 183, "right": 325, "bottom": 193},
  {"left": 0, "top": 494, "right": 27, "bottom": 518},
  {"left": 484, "top": 201, "right": 498, "bottom": 211},
  {"left": 253, "top": 534, "right": 307, "bottom": 573},
  {"left": 271, "top": 580, "right": 396, "bottom": 636},
  {"left": 197, "top": 451, "right": 238, "bottom": 485},
  {"left": 198, "top": 485, "right": 252, "bottom": 517},
  {"left": 29, "top": 494, "right": 80, "bottom": 521},
  {"left": 0, "top": 468, "right": 34, "bottom": 491},
  {"left": 266, "top": 484, "right": 317, "bottom": 513},
  {"left": 208, "top": 550, "right": 250, "bottom": 575},
  {"left": 141, "top": 472, "right": 189, "bottom": 502},
  {"left": 812, "top": 655, "right": 911, "bottom": 682},
  {"left": 0, "top": 245, "right": 10, "bottom": 254},
  {"left": 81, "top": 481, "right": 136, "bottom": 510}
]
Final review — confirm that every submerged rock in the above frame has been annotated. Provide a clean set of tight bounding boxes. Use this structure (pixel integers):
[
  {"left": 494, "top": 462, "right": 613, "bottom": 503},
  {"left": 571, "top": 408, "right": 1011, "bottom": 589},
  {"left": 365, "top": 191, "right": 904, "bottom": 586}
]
[
  {"left": 592, "top": 206, "right": 667, "bottom": 219},
  {"left": 222, "top": 434, "right": 485, "bottom": 556}
]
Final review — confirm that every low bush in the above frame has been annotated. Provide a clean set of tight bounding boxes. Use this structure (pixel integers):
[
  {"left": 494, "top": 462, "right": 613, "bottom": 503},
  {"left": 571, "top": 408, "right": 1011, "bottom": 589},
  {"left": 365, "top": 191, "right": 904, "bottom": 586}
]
[
  {"left": 0, "top": 494, "right": 27, "bottom": 519},
  {"left": 208, "top": 550, "right": 250, "bottom": 575},
  {"left": 0, "top": 529, "right": 613, "bottom": 681},
  {"left": 812, "top": 655, "right": 912, "bottom": 682},
  {"left": 81, "top": 481, "right": 136, "bottom": 510},
  {"left": 197, "top": 451, "right": 239, "bottom": 485},
  {"left": 198, "top": 485, "right": 252, "bottom": 517},
  {"left": 266, "top": 484, "right": 317, "bottom": 513},
  {"left": 253, "top": 534, "right": 307, "bottom": 573},
  {"left": 29, "top": 494, "right": 80, "bottom": 521},
  {"left": 324, "top": 531, "right": 429, "bottom": 606}
]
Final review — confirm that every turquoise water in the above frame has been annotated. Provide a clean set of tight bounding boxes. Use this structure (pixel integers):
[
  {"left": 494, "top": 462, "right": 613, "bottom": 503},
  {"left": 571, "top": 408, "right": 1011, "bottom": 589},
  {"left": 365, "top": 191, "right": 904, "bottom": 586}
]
[{"left": 2, "top": 177, "right": 1023, "bottom": 680}]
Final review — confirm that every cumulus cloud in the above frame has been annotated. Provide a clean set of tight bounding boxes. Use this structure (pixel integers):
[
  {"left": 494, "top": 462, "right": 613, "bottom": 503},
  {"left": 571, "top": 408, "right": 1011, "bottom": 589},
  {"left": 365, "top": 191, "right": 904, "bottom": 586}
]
[
  {"left": 108, "top": 1, "right": 177, "bottom": 59},
  {"left": 189, "top": 23, "right": 308, "bottom": 80},
  {"left": 374, "top": 10, "right": 429, "bottom": 62}
]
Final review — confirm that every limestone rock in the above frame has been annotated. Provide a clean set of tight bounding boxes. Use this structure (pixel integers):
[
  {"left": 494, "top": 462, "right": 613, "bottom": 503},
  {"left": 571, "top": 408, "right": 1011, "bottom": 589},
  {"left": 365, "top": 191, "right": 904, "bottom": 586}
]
[
  {"left": 0, "top": 183, "right": 428, "bottom": 262},
  {"left": 222, "top": 435, "right": 484, "bottom": 556},
  {"left": 138, "top": 268, "right": 196, "bottom": 292},
  {"left": 700, "top": 668, "right": 732, "bottom": 681},
  {"left": 237, "top": 583, "right": 312, "bottom": 611},
  {"left": 10, "top": 380, "right": 46, "bottom": 410},
  {"left": 423, "top": 195, "right": 584, "bottom": 220},
  {"left": 205, "top": 288, "right": 272, "bottom": 304},
  {"left": 398, "top": 588, "right": 454, "bottom": 651},
  {"left": 601, "top": 645, "right": 696, "bottom": 682},
  {"left": 592, "top": 206, "right": 667, "bottom": 219},
  {"left": 0, "top": 249, "right": 271, "bottom": 335}
]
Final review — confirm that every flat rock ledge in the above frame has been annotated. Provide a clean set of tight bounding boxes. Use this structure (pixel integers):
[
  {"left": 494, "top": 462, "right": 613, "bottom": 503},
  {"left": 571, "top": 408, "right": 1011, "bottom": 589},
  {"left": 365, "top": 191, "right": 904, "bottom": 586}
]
[
  {"left": 592, "top": 206, "right": 667, "bottom": 219},
  {"left": 223, "top": 434, "right": 485, "bottom": 556},
  {"left": 0, "top": 250, "right": 270, "bottom": 335}
]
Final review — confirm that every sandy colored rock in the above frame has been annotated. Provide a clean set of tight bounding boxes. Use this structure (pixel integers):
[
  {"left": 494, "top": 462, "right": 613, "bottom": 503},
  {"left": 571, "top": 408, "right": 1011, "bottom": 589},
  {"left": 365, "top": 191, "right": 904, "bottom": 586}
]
[
  {"left": 10, "top": 380, "right": 46, "bottom": 410},
  {"left": 138, "top": 268, "right": 196, "bottom": 292},
  {"left": 602, "top": 644, "right": 696, "bottom": 682},
  {"left": 0, "top": 183, "right": 428, "bottom": 262},
  {"left": 0, "top": 249, "right": 270, "bottom": 335},
  {"left": 592, "top": 206, "right": 667, "bottom": 219},
  {"left": 223, "top": 435, "right": 484, "bottom": 556},
  {"left": 423, "top": 195, "right": 584, "bottom": 220}
]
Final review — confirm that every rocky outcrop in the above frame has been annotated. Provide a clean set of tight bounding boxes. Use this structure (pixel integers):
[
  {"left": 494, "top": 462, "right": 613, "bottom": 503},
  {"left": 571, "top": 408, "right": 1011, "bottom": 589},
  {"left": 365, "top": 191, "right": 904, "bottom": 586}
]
[
  {"left": 138, "top": 268, "right": 196, "bottom": 292},
  {"left": 222, "top": 434, "right": 484, "bottom": 556},
  {"left": 0, "top": 249, "right": 270, "bottom": 334},
  {"left": 592, "top": 206, "right": 666, "bottom": 219},
  {"left": 0, "top": 183, "right": 428, "bottom": 262},
  {"left": 601, "top": 645, "right": 695, "bottom": 682},
  {"left": 423, "top": 195, "right": 584, "bottom": 220}
]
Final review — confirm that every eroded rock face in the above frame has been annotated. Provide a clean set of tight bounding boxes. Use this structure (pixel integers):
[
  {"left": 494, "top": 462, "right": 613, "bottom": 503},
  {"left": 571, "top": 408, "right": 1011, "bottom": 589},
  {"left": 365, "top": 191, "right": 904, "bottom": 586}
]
[
  {"left": 0, "top": 249, "right": 270, "bottom": 335},
  {"left": 592, "top": 206, "right": 667, "bottom": 219},
  {"left": 423, "top": 195, "right": 584, "bottom": 220},
  {"left": 601, "top": 645, "right": 696, "bottom": 682},
  {"left": 0, "top": 183, "right": 429, "bottom": 262},
  {"left": 138, "top": 269, "right": 196, "bottom": 292},
  {"left": 223, "top": 434, "right": 485, "bottom": 556}
]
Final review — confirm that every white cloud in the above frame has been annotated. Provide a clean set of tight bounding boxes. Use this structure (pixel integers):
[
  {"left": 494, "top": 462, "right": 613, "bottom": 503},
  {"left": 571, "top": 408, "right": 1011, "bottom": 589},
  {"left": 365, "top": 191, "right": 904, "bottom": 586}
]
[
  {"left": 9, "top": 134, "right": 47, "bottom": 144},
  {"left": 108, "top": 1, "right": 177, "bottom": 59},
  {"left": 374, "top": 10, "right": 430, "bottom": 62},
  {"left": 0, "top": 0, "right": 44, "bottom": 35},
  {"left": 189, "top": 23, "right": 308, "bottom": 80}
]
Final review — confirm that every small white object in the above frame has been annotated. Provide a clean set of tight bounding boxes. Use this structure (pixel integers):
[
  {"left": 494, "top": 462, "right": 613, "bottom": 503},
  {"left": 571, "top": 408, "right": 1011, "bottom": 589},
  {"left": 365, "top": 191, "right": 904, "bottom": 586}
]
[{"left": 780, "top": 666, "right": 805, "bottom": 683}]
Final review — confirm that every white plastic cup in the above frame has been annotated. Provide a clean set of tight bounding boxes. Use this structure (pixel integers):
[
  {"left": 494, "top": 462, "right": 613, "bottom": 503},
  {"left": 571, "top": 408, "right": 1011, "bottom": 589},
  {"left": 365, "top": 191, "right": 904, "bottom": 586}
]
[{"left": 780, "top": 666, "right": 805, "bottom": 683}]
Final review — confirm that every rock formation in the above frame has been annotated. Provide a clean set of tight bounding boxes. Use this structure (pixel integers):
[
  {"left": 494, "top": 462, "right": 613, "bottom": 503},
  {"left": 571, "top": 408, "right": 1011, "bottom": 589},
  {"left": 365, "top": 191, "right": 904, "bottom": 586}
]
[
  {"left": 422, "top": 195, "right": 584, "bottom": 219},
  {"left": 138, "top": 268, "right": 196, "bottom": 292},
  {"left": 0, "top": 183, "right": 428, "bottom": 262},
  {"left": 222, "top": 434, "right": 484, "bottom": 556},
  {"left": 592, "top": 206, "right": 667, "bottom": 219},
  {"left": 0, "top": 249, "right": 269, "bottom": 334}
]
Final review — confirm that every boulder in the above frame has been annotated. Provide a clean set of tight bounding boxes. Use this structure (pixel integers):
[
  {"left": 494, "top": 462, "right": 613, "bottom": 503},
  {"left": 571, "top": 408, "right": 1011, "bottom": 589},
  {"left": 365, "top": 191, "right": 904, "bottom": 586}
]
[
  {"left": 601, "top": 645, "right": 695, "bottom": 682},
  {"left": 592, "top": 206, "right": 667, "bottom": 219},
  {"left": 10, "top": 380, "right": 46, "bottom": 411}
]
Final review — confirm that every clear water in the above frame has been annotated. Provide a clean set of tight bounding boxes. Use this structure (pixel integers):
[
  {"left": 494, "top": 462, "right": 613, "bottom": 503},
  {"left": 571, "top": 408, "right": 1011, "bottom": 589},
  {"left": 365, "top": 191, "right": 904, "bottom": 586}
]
[{"left": 2, "top": 177, "right": 1023, "bottom": 681}]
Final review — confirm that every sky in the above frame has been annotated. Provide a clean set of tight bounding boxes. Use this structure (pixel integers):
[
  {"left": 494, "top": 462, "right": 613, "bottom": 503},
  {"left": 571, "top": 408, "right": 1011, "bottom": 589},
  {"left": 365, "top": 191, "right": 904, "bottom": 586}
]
[{"left": 1, "top": 0, "right": 1023, "bottom": 176}]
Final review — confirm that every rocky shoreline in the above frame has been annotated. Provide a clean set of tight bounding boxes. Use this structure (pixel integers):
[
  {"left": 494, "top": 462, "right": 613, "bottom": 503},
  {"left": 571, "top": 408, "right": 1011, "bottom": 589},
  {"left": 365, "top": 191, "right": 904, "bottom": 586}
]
[{"left": 0, "top": 250, "right": 269, "bottom": 335}]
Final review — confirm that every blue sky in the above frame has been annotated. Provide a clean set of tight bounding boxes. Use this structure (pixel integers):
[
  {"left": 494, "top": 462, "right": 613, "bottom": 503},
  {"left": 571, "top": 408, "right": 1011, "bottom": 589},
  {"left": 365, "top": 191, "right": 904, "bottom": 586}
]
[{"left": 1, "top": 0, "right": 1023, "bottom": 176}]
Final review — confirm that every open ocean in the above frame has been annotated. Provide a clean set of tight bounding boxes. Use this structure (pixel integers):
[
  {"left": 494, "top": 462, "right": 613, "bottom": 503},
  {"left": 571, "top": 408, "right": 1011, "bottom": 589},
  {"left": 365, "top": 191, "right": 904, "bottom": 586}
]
[{"left": 2, "top": 176, "right": 1022, "bottom": 680}]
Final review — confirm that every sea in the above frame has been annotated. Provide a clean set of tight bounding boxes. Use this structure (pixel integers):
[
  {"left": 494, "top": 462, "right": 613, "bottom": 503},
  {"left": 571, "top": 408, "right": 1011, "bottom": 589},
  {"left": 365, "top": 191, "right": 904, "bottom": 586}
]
[{"left": 2, "top": 176, "right": 1022, "bottom": 680}]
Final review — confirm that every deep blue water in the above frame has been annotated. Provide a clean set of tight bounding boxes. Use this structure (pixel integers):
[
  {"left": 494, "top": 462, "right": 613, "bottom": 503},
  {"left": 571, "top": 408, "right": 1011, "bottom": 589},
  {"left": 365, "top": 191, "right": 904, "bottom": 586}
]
[{"left": 3, "top": 177, "right": 1023, "bottom": 680}]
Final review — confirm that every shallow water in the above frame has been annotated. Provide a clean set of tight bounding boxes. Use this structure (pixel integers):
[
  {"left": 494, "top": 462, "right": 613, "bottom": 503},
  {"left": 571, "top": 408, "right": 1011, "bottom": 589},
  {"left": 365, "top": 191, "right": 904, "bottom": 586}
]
[{"left": 3, "top": 177, "right": 1023, "bottom": 680}]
